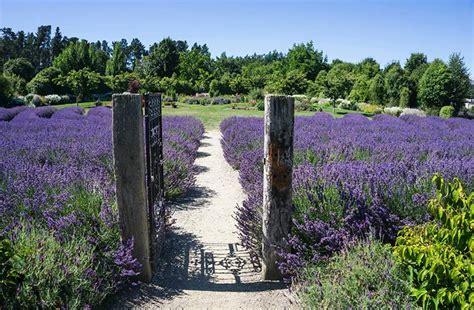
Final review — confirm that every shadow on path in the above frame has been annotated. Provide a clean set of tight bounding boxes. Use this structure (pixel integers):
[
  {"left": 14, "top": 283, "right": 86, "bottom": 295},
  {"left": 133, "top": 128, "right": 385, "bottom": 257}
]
[
  {"left": 167, "top": 186, "right": 216, "bottom": 210},
  {"left": 110, "top": 227, "right": 286, "bottom": 308}
]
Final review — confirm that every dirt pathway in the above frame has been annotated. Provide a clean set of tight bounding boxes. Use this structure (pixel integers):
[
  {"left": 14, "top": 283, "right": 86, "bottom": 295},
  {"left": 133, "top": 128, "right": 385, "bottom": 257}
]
[{"left": 113, "top": 130, "right": 295, "bottom": 309}]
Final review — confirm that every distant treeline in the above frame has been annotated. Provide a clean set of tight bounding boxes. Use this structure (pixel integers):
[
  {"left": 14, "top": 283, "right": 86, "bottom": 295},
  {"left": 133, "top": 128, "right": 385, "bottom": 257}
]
[{"left": 0, "top": 25, "right": 472, "bottom": 112}]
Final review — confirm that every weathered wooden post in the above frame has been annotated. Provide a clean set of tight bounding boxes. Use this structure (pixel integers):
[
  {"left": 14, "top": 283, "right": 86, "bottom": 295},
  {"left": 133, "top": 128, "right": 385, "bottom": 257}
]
[
  {"left": 112, "top": 94, "right": 152, "bottom": 282},
  {"left": 262, "top": 95, "right": 295, "bottom": 280}
]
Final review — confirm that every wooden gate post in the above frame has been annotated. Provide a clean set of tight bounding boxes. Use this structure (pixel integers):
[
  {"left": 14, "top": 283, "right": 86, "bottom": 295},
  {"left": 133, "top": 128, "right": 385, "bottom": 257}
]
[
  {"left": 112, "top": 94, "right": 152, "bottom": 282},
  {"left": 262, "top": 95, "right": 295, "bottom": 280}
]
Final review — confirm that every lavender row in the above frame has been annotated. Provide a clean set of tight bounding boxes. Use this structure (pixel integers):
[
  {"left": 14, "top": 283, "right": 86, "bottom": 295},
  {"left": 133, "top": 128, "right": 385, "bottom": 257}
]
[
  {"left": 220, "top": 113, "right": 474, "bottom": 278},
  {"left": 0, "top": 107, "right": 204, "bottom": 307}
]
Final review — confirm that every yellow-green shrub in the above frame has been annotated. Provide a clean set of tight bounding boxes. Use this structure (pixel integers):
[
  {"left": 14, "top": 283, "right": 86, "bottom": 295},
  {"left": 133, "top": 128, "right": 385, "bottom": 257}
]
[{"left": 393, "top": 175, "right": 473, "bottom": 309}]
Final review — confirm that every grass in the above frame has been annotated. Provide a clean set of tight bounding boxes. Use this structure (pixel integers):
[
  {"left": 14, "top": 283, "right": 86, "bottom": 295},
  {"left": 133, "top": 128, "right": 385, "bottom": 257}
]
[{"left": 55, "top": 101, "right": 364, "bottom": 129}]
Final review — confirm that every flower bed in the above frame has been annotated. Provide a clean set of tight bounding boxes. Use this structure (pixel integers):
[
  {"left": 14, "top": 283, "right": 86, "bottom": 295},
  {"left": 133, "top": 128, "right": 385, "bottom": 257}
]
[
  {"left": 0, "top": 107, "right": 203, "bottom": 307},
  {"left": 220, "top": 113, "right": 474, "bottom": 279}
]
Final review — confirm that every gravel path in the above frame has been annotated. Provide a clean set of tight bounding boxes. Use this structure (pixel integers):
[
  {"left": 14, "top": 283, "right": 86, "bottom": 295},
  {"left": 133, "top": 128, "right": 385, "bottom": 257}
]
[{"left": 112, "top": 130, "right": 295, "bottom": 309}]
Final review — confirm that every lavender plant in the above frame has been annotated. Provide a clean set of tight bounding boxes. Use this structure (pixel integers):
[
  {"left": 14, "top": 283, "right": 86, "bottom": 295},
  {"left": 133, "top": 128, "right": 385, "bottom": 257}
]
[
  {"left": 220, "top": 113, "right": 474, "bottom": 280},
  {"left": 0, "top": 107, "right": 203, "bottom": 307}
]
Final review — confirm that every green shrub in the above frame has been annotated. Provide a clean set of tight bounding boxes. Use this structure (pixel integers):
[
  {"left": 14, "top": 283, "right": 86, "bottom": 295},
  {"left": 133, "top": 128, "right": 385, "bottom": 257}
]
[
  {"left": 439, "top": 105, "right": 455, "bottom": 118},
  {"left": 0, "top": 239, "right": 21, "bottom": 304},
  {"left": 298, "top": 239, "right": 415, "bottom": 309},
  {"left": 393, "top": 175, "right": 473, "bottom": 309},
  {"left": 248, "top": 88, "right": 264, "bottom": 101},
  {"left": 4, "top": 73, "right": 27, "bottom": 96},
  {"left": 31, "top": 94, "right": 45, "bottom": 106},
  {"left": 27, "top": 67, "right": 65, "bottom": 95},
  {"left": 357, "top": 102, "right": 382, "bottom": 114},
  {"left": 0, "top": 75, "right": 13, "bottom": 107},
  {"left": 211, "top": 97, "right": 231, "bottom": 105},
  {"left": 294, "top": 99, "right": 314, "bottom": 112},
  {"left": 256, "top": 100, "right": 264, "bottom": 111}
]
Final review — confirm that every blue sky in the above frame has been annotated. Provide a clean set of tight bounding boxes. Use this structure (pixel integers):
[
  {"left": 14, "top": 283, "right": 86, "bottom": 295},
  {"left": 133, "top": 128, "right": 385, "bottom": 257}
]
[{"left": 1, "top": 0, "right": 472, "bottom": 77}]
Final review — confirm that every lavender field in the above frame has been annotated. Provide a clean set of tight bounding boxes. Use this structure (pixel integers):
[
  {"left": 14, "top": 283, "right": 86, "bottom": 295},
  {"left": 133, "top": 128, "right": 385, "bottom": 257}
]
[
  {"left": 0, "top": 107, "right": 203, "bottom": 307},
  {"left": 221, "top": 113, "right": 474, "bottom": 284}
]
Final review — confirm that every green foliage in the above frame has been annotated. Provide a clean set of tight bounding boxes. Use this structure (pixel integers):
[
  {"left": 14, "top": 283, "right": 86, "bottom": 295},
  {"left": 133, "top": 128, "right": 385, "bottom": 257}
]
[
  {"left": 256, "top": 100, "right": 265, "bottom": 111},
  {"left": 399, "top": 86, "right": 410, "bottom": 108},
  {"left": 384, "top": 62, "right": 407, "bottom": 106},
  {"left": 209, "top": 75, "right": 233, "bottom": 97},
  {"left": 176, "top": 44, "right": 212, "bottom": 92},
  {"left": 27, "top": 67, "right": 65, "bottom": 95},
  {"left": 53, "top": 40, "right": 107, "bottom": 75},
  {"left": 105, "top": 72, "right": 139, "bottom": 93},
  {"left": 286, "top": 41, "right": 327, "bottom": 80},
  {"left": 307, "top": 70, "right": 328, "bottom": 97},
  {"left": 325, "top": 63, "right": 354, "bottom": 101},
  {"left": 106, "top": 42, "right": 127, "bottom": 76},
  {"left": 393, "top": 175, "right": 473, "bottom": 309},
  {"left": 439, "top": 105, "right": 455, "bottom": 119},
  {"left": 147, "top": 37, "right": 181, "bottom": 77},
  {"left": 348, "top": 77, "right": 370, "bottom": 103},
  {"left": 404, "top": 53, "right": 428, "bottom": 108},
  {"left": 56, "top": 68, "right": 106, "bottom": 101},
  {"left": 248, "top": 88, "right": 264, "bottom": 101},
  {"left": 2, "top": 187, "right": 127, "bottom": 308},
  {"left": 404, "top": 53, "right": 428, "bottom": 75},
  {"left": 369, "top": 73, "right": 385, "bottom": 104},
  {"left": 0, "top": 238, "right": 21, "bottom": 303},
  {"left": 3, "top": 57, "right": 35, "bottom": 81},
  {"left": 357, "top": 102, "right": 383, "bottom": 114},
  {"left": 0, "top": 75, "right": 13, "bottom": 107},
  {"left": 418, "top": 59, "right": 451, "bottom": 111},
  {"left": 447, "top": 53, "right": 471, "bottom": 113},
  {"left": 298, "top": 239, "right": 415, "bottom": 309},
  {"left": 266, "top": 70, "right": 309, "bottom": 95},
  {"left": 4, "top": 73, "right": 27, "bottom": 96}
]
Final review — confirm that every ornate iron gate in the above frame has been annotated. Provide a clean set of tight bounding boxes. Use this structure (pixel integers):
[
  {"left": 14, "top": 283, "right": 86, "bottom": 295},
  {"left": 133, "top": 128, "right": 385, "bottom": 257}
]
[{"left": 143, "top": 93, "right": 165, "bottom": 266}]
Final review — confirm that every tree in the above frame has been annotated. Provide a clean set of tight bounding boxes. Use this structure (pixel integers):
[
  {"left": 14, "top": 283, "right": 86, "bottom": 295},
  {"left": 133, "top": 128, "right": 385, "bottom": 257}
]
[
  {"left": 27, "top": 67, "right": 64, "bottom": 95},
  {"left": 51, "top": 27, "right": 64, "bottom": 59},
  {"left": 266, "top": 70, "right": 309, "bottom": 95},
  {"left": 354, "top": 58, "right": 380, "bottom": 79},
  {"left": 90, "top": 46, "right": 108, "bottom": 75},
  {"left": 384, "top": 62, "right": 406, "bottom": 106},
  {"left": 0, "top": 75, "right": 13, "bottom": 107},
  {"left": 369, "top": 74, "right": 385, "bottom": 104},
  {"left": 34, "top": 25, "right": 52, "bottom": 70},
  {"left": 404, "top": 53, "right": 427, "bottom": 74},
  {"left": 128, "top": 38, "right": 146, "bottom": 69},
  {"left": 447, "top": 53, "right": 471, "bottom": 113},
  {"left": 326, "top": 63, "right": 354, "bottom": 100},
  {"left": 307, "top": 70, "right": 328, "bottom": 97},
  {"left": 105, "top": 72, "right": 140, "bottom": 93},
  {"left": 145, "top": 38, "right": 180, "bottom": 77},
  {"left": 0, "top": 28, "right": 18, "bottom": 68},
  {"left": 214, "top": 52, "right": 242, "bottom": 77},
  {"left": 209, "top": 75, "right": 233, "bottom": 97},
  {"left": 418, "top": 59, "right": 451, "bottom": 111},
  {"left": 349, "top": 76, "right": 371, "bottom": 103},
  {"left": 3, "top": 57, "right": 35, "bottom": 81},
  {"left": 287, "top": 41, "right": 327, "bottom": 80},
  {"left": 56, "top": 68, "right": 104, "bottom": 102},
  {"left": 399, "top": 86, "right": 410, "bottom": 108},
  {"left": 106, "top": 42, "right": 127, "bottom": 76},
  {"left": 404, "top": 53, "right": 428, "bottom": 107},
  {"left": 177, "top": 44, "right": 212, "bottom": 92},
  {"left": 53, "top": 40, "right": 107, "bottom": 74}
]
